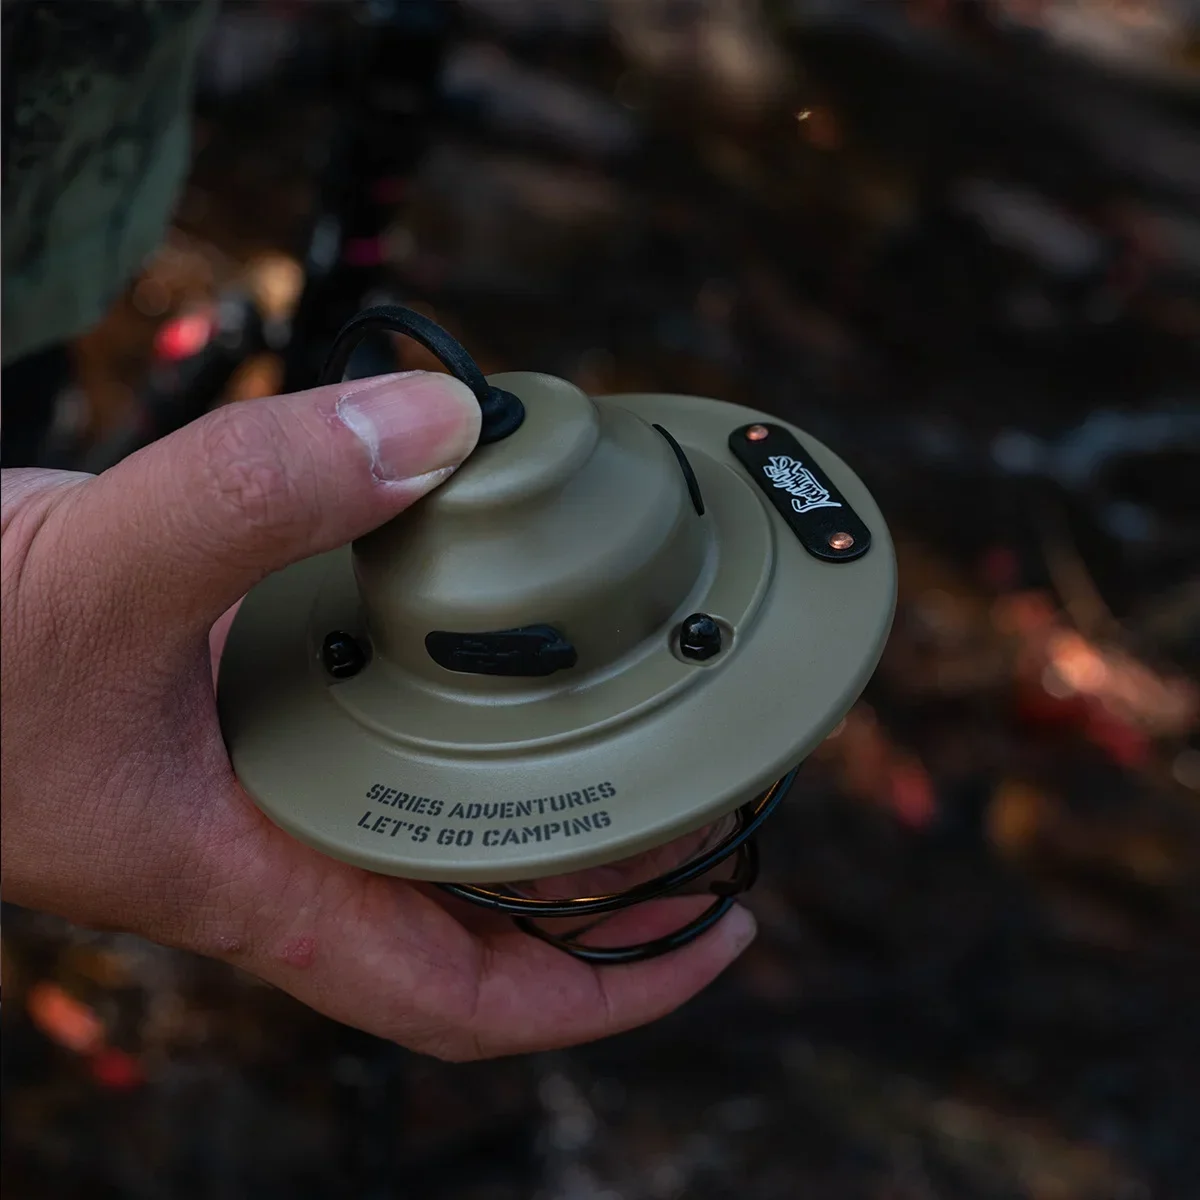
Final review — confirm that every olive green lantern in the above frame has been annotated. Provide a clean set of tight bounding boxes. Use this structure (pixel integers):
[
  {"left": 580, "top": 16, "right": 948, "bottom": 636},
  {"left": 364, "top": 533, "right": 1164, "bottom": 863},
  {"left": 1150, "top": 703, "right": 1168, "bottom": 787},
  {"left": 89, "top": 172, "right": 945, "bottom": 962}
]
[{"left": 218, "top": 307, "right": 895, "bottom": 962}]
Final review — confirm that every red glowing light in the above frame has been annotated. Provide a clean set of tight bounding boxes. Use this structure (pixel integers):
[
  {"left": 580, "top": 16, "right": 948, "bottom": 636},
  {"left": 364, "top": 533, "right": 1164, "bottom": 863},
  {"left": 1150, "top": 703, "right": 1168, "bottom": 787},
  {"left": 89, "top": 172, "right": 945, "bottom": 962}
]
[
  {"left": 154, "top": 310, "right": 216, "bottom": 361},
  {"left": 90, "top": 1047, "right": 146, "bottom": 1091},
  {"left": 889, "top": 762, "right": 937, "bottom": 829},
  {"left": 342, "top": 237, "right": 387, "bottom": 268}
]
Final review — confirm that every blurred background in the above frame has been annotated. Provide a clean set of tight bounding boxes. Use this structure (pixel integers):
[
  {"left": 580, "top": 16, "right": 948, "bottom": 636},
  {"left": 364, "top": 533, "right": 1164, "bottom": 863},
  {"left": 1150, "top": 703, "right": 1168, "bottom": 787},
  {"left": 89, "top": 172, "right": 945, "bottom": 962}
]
[{"left": 3, "top": 1, "right": 1200, "bottom": 1196}]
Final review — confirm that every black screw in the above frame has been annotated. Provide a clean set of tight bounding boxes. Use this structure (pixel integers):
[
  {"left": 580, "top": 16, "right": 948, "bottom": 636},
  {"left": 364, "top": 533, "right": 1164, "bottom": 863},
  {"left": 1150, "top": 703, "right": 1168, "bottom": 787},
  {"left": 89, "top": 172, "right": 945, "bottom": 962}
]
[
  {"left": 679, "top": 613, "right": 722, "bottom": 661},
  {"left": 322, "top": 630, "right": 367, "bottom": 679}
]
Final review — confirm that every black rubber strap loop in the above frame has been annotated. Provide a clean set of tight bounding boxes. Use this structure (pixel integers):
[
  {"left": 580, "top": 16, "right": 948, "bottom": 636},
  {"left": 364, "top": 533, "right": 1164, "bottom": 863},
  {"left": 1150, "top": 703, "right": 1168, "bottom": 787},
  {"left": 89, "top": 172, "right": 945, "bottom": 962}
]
[
  {"left": 652, "top": 424, "right": 705, "bottom": 516},
  {"left": 319, "top": 304, "right": 525, "bottom": 444}
]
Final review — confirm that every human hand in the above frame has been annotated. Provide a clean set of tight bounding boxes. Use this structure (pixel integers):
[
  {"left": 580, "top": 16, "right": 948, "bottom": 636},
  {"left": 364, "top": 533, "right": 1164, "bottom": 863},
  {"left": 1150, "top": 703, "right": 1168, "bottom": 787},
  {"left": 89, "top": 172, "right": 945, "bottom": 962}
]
[{"left": 1, "top": 371, "right": 756, "bottom": 1060}]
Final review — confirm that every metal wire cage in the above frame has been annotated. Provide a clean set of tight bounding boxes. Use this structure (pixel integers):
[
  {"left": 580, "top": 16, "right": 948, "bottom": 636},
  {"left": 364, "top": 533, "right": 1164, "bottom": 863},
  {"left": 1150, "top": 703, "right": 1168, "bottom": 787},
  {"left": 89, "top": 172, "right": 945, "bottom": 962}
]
[{"left": 439, "top": 769, "right": 799, "bottom": 963}]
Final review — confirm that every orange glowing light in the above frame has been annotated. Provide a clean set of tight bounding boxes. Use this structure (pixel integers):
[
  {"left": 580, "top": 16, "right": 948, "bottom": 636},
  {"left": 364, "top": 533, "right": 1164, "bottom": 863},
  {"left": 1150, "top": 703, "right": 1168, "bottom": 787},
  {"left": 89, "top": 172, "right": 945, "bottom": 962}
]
[{"left": 27, "top": 982, "right": 105, "bottom": 1055}]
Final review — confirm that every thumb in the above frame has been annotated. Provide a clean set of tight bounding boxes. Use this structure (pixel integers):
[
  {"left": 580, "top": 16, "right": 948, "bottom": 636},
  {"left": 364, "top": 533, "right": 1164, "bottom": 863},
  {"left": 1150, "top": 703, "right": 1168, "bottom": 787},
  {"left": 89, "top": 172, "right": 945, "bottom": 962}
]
[{"left": 79, "top": 370, "right": 480, "bottom": 635}]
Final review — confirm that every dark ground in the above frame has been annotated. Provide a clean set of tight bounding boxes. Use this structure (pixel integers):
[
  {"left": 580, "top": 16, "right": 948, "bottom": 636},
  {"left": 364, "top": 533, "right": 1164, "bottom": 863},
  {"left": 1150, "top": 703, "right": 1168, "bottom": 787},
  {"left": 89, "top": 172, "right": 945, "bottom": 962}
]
[{"left": 3, "top": 3, "right": 1200, "bottom": 1198}]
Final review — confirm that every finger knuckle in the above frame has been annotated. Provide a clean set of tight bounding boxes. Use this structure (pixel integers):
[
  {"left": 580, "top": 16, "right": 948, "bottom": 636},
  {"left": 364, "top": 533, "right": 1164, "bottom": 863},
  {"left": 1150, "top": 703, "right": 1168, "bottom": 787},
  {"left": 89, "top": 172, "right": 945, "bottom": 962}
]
[{"left": 199, "top": 406, "right": 303, "bottom": 537}]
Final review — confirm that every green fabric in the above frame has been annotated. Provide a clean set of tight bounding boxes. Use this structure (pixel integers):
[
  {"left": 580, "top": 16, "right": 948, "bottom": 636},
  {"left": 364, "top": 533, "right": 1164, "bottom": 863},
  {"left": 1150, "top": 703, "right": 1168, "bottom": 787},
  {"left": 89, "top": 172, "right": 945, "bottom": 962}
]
[{"left": 2, "top": 0, "right": 218, "bottom": 365}]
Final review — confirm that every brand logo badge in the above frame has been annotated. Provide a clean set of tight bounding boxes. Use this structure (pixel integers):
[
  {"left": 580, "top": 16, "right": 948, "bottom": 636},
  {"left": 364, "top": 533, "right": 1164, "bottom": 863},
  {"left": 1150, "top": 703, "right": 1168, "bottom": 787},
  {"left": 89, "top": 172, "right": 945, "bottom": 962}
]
[{"left": 762, "top": 455, "right": 841, "bottom": 514}]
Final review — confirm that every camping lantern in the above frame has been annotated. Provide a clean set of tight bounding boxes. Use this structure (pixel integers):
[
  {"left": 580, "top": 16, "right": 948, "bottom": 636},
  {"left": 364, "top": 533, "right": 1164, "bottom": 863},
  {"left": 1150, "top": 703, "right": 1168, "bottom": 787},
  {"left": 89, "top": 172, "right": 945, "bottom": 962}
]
[{"left": 218, "top": 307, "right": 895, "bottom": 962}]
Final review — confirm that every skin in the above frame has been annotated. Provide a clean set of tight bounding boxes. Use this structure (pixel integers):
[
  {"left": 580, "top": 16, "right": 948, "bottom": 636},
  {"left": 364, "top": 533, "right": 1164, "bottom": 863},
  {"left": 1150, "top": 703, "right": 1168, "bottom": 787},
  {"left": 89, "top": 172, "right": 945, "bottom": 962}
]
[{"left": 0, "top": 370, "right": 756, "bottom": 1061}]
